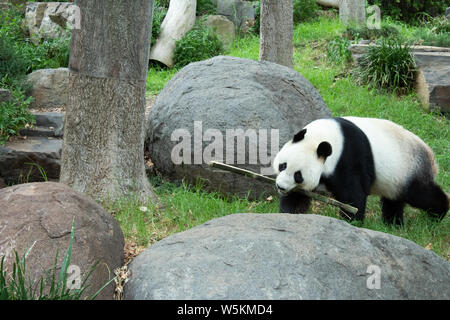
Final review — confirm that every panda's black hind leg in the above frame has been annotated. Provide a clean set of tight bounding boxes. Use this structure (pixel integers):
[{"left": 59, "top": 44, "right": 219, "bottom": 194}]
[
  {"left": 405, "top": 180, "right": 449, "bottom": 220},
  {"left": 381, "top": 198, "right": 405, "bottom": 226},
  {"left": 280, "top": 192, "right": 311, "bottom": 214}
]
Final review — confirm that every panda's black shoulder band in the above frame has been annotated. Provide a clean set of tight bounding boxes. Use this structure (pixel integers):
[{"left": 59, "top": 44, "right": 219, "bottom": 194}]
[{"left": 293, "top": 128, "right": 307, "bottom": 143}]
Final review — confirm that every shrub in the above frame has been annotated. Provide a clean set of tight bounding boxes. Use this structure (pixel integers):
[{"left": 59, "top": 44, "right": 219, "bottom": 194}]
[
  {"left": 293, "top": 0, "right": 318, "bottom": 24},
  {"left": 151, "top": 1, "right": 168, "bottom": 48},
  {"left": 174, "top": 21, "right": 224, "bottom": 68},
  {"left": 368, "top": 0, "right": 447, "bottom": 23},
  {"left": 0, "top": 88, "right": 34, "bottom": 145},
  {"left": 344, "top": 25, "right": 400, "bottom": 41},
  {"left": 354, "top": 38, "right": 416, "bottom": 93},
  {"left": 326, "top": 37, "right": 352, "bottom": 65},
  {"left": 197, "top": 0, "right": 216, "bottom": 16},
  {"left": 0, "top": 33, "right": 28, "bottom": 86}
]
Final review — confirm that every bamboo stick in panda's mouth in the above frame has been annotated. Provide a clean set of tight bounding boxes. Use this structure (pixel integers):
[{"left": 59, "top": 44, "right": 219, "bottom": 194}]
[{"left": 208, "top": 160, "right": 358, "bottom": 215}]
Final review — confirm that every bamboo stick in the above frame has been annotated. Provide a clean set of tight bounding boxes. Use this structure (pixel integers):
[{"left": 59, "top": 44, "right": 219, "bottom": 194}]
[{"left": 209, "top": 161, "right": 358, "bottom": 215}]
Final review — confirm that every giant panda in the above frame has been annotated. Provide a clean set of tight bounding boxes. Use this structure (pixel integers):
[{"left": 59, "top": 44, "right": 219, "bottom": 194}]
[{"left": 273, "top": 116, "right": 449, "bottom": 225}]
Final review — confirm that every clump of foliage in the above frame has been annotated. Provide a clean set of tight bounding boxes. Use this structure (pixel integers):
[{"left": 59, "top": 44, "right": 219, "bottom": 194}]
[
  {"left": 367, "top": 0, "right": 448, "bottom": 23},
  {"left": 174, "top": 20, "right": 224, "bottom": 68},
  {"left": 354, "top": 38, "right": 416, "bottom": 94},
  {"left": 293, "top": 0, "right": 318, "bottom": 24},
  {"left": 151, "top": 1, "right": 168, "bottom": 48},
  {"left": 326, "top": 37, "right": 352, "bottom": 65},
  {"left": 197, "top": 0, "right": 216, "bottom": 16},
  {"left": 0, "top": 33, "right": 28, "bottom": 85},
  {"left": 344, "top": 25, "right": 400, "bottom": 41},
  {"left": 0, "top": 220, "right": 112, "bottom": 300},
  {"left": 0, "top": 6, "right": 70, "bottom": 74},
  {"left": 0, "top": 87, "right": 34, "bottom": 145},
  {"left": 409, "top": 15, "right": 450, "bottom": 47}
]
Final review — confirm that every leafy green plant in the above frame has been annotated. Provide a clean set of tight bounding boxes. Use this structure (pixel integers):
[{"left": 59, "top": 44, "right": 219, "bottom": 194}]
[
  {"left": 0, "top": 88, "right": 34, "bottom": 145},
  {"left": 354, "top": 38, "right": 416, "bottom": 93},
  {"left": 174, "top": 20, "right": 224, "bottom": 68},
  {"left": 326, "top": 37, "right": 353, "bottom": 65},
  {"left": 197, "top": 0, "right": 216, "bottom": 16},
  {"left": 0, "top": 33, "right": 28, "bottom": 85},
  {"left": 0, "top": 220, "right": 113, "bottom": 300},
  {"left": 151, "top": 1, "right": 168, "bottom": 48},
  {"left": 368, "top": 0, "right": 448, "bottom": 23},
  {"left": 293, "top": 0, "right": 318, "bottom": 24},
  {"left": 344, "top": 25, "right": 400, "bottom": 41}
]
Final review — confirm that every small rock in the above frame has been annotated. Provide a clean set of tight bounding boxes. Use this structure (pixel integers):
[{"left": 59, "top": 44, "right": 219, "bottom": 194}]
[
  {"left": 0, "top": 88, "right": 13, "bottom": 103},
  {"left": 217, "top": 0, "right": 257, "bottom": 29},
  {"left": 204, "top": 15, "right": 235, "bottom": 50},
  {"left": 0, "top": 136, "right": 62, "bottom": 184},
  {"left": 27, "top": 68, "right": 69, "bottom": 109}
]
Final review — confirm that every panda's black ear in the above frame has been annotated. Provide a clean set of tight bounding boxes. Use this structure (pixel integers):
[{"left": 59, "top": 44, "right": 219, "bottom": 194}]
[
  {"left": 293, "top": 129, "right": 307, "bottom": 143},
  {"left": 317, "top": 142, "right": 332, "bottom": 160}
]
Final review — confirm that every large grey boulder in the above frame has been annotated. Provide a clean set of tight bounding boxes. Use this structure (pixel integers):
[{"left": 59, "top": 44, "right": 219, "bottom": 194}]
[
  {"left": 124, "top": 213, "right": 450, "bottom": 300},
  {"left": 0, "top": 182, "right": 124, "bottom": 300},
  {"left": 27, "top": 68, "right": 69, "bottom": 109},
  {"left": 146, "top": 56, "right": 331, "bottom": 199}
]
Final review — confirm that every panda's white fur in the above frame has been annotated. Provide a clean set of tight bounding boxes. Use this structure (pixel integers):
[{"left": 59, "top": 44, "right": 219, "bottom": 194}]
[
  {"left": 273, "top": 116, "right": 447, "bottom": 224},
  {"left": 343, "top": 117, "right": 437, "bottom": 199}
]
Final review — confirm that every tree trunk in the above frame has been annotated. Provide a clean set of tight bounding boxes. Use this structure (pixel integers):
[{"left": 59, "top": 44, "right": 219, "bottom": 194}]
[
  {"left": 61, "top": 0, "right": 160, "bottom": 205},
  {"left": 339, "top": 0, "right": 366, "bottom": 26},
  {"left": 149, "top": 0, "right": 196, "bottom": 67},
  {"left": 259, "top": 0, "right": 293, "bottom": 69},
  {"left": 316, "top": 0, "right": 340, "bottom": 8}
]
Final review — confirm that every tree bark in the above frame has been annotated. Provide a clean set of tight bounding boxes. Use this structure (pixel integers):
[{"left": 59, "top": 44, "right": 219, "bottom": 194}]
[
  {"left": 316, "top": 0, "right": 340, "bottom": 8},
  {"left": 259, "top": 0, "right": 293, "bottom": 69},
  {"left": 339, "top": 0, "right": 366, "bottom": 26},
  {"left": 61, "top": 0, "right": 160, "bottom": 205}
]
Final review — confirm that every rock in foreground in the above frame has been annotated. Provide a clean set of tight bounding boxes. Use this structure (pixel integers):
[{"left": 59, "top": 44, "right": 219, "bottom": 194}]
[
  {"left": 125, "top": 213, "right": 450, "bottom": 300},
  {"left": 0, "top": 182, "right": 124, "bottom": 300}
]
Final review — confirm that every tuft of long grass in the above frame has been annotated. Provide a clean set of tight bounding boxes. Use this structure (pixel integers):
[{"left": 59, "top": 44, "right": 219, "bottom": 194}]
[
  {"left": 0, "top": 220, "right": 113, "bottom": 300},
  {"left": 354, "top": 38, "right": 417, "bottom": 93}
]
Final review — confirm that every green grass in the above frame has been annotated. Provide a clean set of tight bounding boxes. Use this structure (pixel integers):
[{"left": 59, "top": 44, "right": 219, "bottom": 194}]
[{"left": 131, "top": 17, "right": 449, "bottom": 260}]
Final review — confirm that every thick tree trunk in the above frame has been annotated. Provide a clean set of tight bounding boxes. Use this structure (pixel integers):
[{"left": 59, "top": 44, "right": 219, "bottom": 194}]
[
  {"left": 61, "top": 0, "right": 159, "bottom": 205},
  {"left": 339, "top": 0, "right": 366, "bottom": 26},
  {"left": 316, "top": 0, "right": 340, "bottom": 8},
  {"left": 259, "top": 0, "right": 293, "bottom": 69}
]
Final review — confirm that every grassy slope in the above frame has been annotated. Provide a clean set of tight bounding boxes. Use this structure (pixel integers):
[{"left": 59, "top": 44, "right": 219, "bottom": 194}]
[{"left": 117, "top": 18, "right": 449, "bottom": 259}]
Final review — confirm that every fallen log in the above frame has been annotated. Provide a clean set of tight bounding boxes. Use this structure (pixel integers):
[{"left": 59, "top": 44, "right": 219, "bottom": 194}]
[{"left": 209, "top": 161, "right": 358, "bottom": 215}]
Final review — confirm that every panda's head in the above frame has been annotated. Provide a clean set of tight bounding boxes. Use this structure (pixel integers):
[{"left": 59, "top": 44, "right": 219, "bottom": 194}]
[{"left": 273, "top": 128, "right": 332, "bottom": 194}]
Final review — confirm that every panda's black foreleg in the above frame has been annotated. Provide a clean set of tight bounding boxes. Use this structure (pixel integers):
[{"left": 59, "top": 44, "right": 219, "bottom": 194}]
[
  {"left": 280, "top": 191, "right": 311, "bottom": 214},
  {"left": 332, "top": 188, "right": 368, "bottom": 222},
  {"left": 381, "top": 198, "right": 405, "bottom": 226}
]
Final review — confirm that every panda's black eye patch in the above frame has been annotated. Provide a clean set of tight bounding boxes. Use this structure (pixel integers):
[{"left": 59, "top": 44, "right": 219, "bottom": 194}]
[
  {"left": 294, "top": 171, "right": 303, "bottom": 184},
  {"left": 279, "top": 163, "right": 287, "bottom": 172}
]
